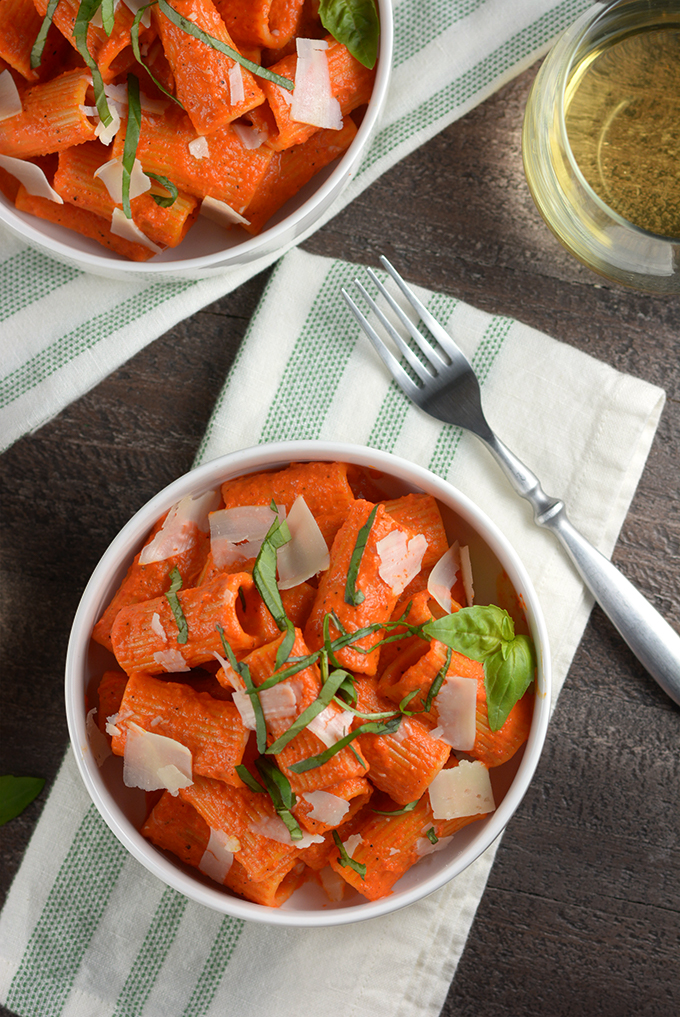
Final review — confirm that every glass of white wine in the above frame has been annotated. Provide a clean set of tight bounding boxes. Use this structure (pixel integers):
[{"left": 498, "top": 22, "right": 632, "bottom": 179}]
[{"left": 522, "top": 0, "right": 680, "bottom": 293}]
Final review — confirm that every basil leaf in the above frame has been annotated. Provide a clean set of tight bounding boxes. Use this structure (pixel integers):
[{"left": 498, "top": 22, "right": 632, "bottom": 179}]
[
  {"left": 318, "top": 0, "right": 379, "bottom": 69},
  {"left": 274, "top": 619, "right": 296, "bottom": 670},
  {"left": 265, "top": 667, "right": 351, "bottom": 755},
  {"left": 344, "top": 503, "right": 378, "bottom": 606},
  {"left": 100, "top": 0, "right": 115, "bottom": 34},
  {"left": 235, "top": 764, "right": 265, "bottom": 793},
  {"left": 30, "top": 0, "right": 60, "bottom": 69},
  {"left": 158, "top": 0, "right": 294, "bottom": 89},
  {"left": 121, "top": 74, "right": 142, "bottom": 219},
  {"left": 372, "top": 799, "right": 418, "bottom": 816},
  {"left": 423, "top": 646, "right": 452, "bottom": 712},
  {"left": 216, "top": 623, "right": 267, "bottom": 753},
  {"left": 423, "top": 604, "right": 516, "bottom": 662},
  {"left": 254, "top": 757, "right": 302, "bottom": 841},
  {"left": 252, "top": 504, "right": 291, "bottom": 632},
  {"left": 73, "top": 0, "right": 113, "bottom": 126},
  {"left": 332, "top": 830, "right": 366, "bottom": 878},
  {"left": 131, "top": 4, "right": 185, "bottom": 108},
  {"left": 165, "top": 565, "right": 188, "bottom": 643},
  {"left": 147, "top": 172, "right": 178, "bottom": 207},
  {"left": 289, "top": 714, "right": 400, "bottom": 773},
  {"left": 484, "top": 634, "right": 536, "bottom": 731},
  {"left": 0, "top": 775, "right": 45, "bottom": 825},
  {"left": 425, "top": 827, "right": 438, "bottom": 845}
]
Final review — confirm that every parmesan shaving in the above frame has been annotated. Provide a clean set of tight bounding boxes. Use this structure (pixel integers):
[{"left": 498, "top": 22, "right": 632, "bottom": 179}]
[
  {"left": 95, "top": 157, "right": 151, "bottom": 204},
  {"left": 250, "top": 815, "right": 324, "bottom": 848},
  {"left": 110, "top": 208, "right": 163, "bottom": 253},
  {"left": 188, "top": 136, "right": 209, "bottom": 160},
  {"left": 199, "top": 827, "right": 240, "bottom": 883},
  {"left": 120, "top": 0, "right": 152, "bottom": 29},
  {"left": 209, "top": 503, "right": 283, "bottom": 568},
  {"left": 228, "top": 63, "right": 245, "bottom": 105},
  {"left": 232, "top": 123, "right": 267, "bottom": 150},
  {"left": 342, "top": 833, "right": 363, "bottom": 858},
  {"left": 415, "top": 834, "right": 453, "bottom": 857},
  {"left": 307, "top": 705, "right": 353, "bottom": 748},
  {"left": 276, "top": 495, "right": 330, "bottom": 589},
  {"left": 427, "top": 761, "right": 495, "bottom": 820},
  {"left": 318, "top": 864, "right": 346, "bottom": 902},
  {"left": 290, "top": 38, "right": 342, "bottom": 130},
  {"left": 460, "top": 544, "right": 474, "bottom": 606},
  {"left": 123, "top": 721, "right": 193, "bottom": 795},
  {"left": 427, "top": 542, "right": 460, "bottom": 613},
  {"left": 94, "top": 102, "right": 121, "bottom": 145},
  {"left": 213, "top": 652, "right": 246, "bottom": 691},
  {"left": 232, "top": 682, "right": 298, "bottom": 730},
  {"left": 152, "top": 648, "right": 190, "bottom": 672},
  {"left": 0, "top": 69, "right": 22, "bottom": 122},
  {"left": 376, "top": 530, "right": 427, "bottom": 595},
  {"left": 200, "top": 194, "right": 250, "bottom": 228},
  {"left": 301, "top": 790, "right": 350, "bottom": 826},
  {"left": 431, "top": 676, "right": 478, "bottom": 750},
  {"left": 86, "top": 708, "right": 111, "bottom": 766},
  {"left": 0, "top": 154, "right": 63, "bottom": 203},
  {"left": 140, "top": 490, "right": 220, "bottom": 564},
  {"left": 150, "top": 612, "right": 167, "bottom": 642}
]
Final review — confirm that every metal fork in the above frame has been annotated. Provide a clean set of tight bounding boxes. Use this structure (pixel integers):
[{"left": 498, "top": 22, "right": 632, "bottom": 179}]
[{"left": 343, "top": 255, "right": 680, "bottom": 705}]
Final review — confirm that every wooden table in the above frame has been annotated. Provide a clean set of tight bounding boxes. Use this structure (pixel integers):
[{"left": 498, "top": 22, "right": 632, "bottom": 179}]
[{"left": 2, "top": 63, "right": 679, "bottom": 1016}]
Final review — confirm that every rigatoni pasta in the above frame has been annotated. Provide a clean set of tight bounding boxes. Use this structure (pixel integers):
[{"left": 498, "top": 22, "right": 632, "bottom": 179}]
[{"left": 87, "top": 459, "right": 537, "bottom": 907}]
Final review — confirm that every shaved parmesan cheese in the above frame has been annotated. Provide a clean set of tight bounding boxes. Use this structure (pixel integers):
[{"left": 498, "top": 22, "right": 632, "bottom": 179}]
[
  {"left": 376, "top": 530, "right": 427, "bottom": 595},
  {"left": 0, "top": 69, "right": 22, "bottom": 122},
  {"left": 188, "top": 136, "right": 209, "bottom": 160},
  {"left": 427, "top": 542, "right": 461, "bottom": 613},
  {"left": 209, "top": 503, "right": 283, "bottom": 568},
  {"left": 140, "top": 489, "right": 219, "bottom": 564},
  {"left": 233, "top": 682, "right": 298, "bottom": 730},
  {"left": 199, "top": 827, "right": 240, "bottom": 883},
  {"left": 307, "top": 705, "right": 353, "bottom": 748},
  {"left": 150, "top": 612, "right": 167, "bottom": 642},
  {"left": 301, "top": 790, "right": 350, "bottom": 826},
  {"left": 228, "top": 63, "right": 245, "bottom": 105},
  {"left": 460, "top": 544, "right": 474, "bottom": 606},
  {"left": 415, "top": 834, "right": 453, "bottom": 857},
  {"left": 318, "top": 864, "right": 346, "bottom": 902},
  {"left": 86, "top": 708, "right": 111, "bottom": 766},
  {"left": 277, "top": 495, "right": 330, "bottom": 589},
  {"left": 232, "top": 123, "right": 267, "bottom": 149},
  {"left": 152, "top": 648, "right": 190, "bottom": 672},
  {"left": 430, "top": 676, "right": 478, "bottom": 750},
  {"left": 106, "top": 713, "right": 121, "bottom": 738},
  {"left": 251, "top": 816, "right": 324, "bottom": 848},
  {"left": 0, "top": 154, "right": 63, "bottom": 203},
  {"left": 342, "top": 833, "right": 363, "bottom": 858},
  {"left": 200, "top": 194, "right": 250, "bottom": 228},
  {"left": 428, "top": 761, "right": 495, "bottom": 820},
  {"left": 120, "top": 0, "right": 152, "bottom": 29},
  {"left": 94, "top": 102, "right": 121, "bottom": 145},
  {"left": 111, "top": 208, "right": 163, "bottom": 253},
  {"left": 213, "top": 652, "right": 246, "bottom": 691},
  {"left": 95, "top": 157, "right": 151, "bottom": 203},
  {"left": 123, "top": 721, "right": 193, "bottom": 795},
  {"left": 290, "top": 38, "right": 342, "bottom": 130}
]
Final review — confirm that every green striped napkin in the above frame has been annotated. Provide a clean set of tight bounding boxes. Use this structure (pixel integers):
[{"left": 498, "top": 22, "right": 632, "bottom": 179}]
[
  {"left": 0, "top": 0, "right": 594, "bottom": 455},
  {"left": 0, "top": 247, "right": 664, "bottom": 1017}
]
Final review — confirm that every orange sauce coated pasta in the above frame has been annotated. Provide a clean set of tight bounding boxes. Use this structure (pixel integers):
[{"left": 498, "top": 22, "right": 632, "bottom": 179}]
[{"left": 89, "top": 461, "right": 535, "bottom": 907}]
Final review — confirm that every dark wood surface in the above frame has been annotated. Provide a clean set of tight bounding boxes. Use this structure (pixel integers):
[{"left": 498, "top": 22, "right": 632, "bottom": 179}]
[{"left": 2, "top": 63, "right": 679, "bottom": 1016}]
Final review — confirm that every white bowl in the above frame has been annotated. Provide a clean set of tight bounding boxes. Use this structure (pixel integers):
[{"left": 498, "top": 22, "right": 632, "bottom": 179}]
[
  {"left": 65, "top": 441, "right": 551, "bottom": 927},
  {"left": 0, "top": 4, "right": 393, "bottom": 282}
]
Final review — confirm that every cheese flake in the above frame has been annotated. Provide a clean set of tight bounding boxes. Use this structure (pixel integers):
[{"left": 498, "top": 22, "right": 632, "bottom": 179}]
[
  {"left": 123, "top": 721, "right": 193, "bottom": 795},
  {"left": 199, "top": 827, "right": 240, "bottom": 883},
  {"left": 0, "top": 69, "right": 22, "bottom": 122},
  {"left": 427, "top": 761, "right": 495, "bottom": 821},
  {"left": 301, "top": 790, "right": 351, "bottom": 826},
  {"left": 152, "top": 648, "right": 190, "bottom": 672},
  {"left": 110, "top": 208, "right": 163, "bottom": 254},
  {"left": 209, "top": 503, "right": 283, "bottom": 568},
  {"left": 307, "top": 705, "right": 353, "bottom": 748},
  {"left": 276, "top": 495, "right": 330, "bottom": 589},
  {"left": 415, "top": 834, "right": 453, "bottom": 857},
  {"left": 251, "top": 815, "right": 324, "bottom": 848},
  {"left": 290, "top": 38, "right": 342, "bottom": 130},
  {"left": 228, "top": 63, "right": 245, "bottom": 105},
  {"left": 140, "top": 489, "right": 220, "bottom": 565},
  {"left": 233, "top": 682, "right": 298, "bottom": 731},
  {"left": 200, "top": 194, "right": 250, "bottom": 228},
  {"left": 0, "top": 154, "right": 63, "bottom": 203},
  {"left": 431, "top": 675, "right": 478, "bottom": 750},
  {"left": 376, "top": 529, "right": 427, "bottom": 595},
  {"left": 188, "top": 136, "right": 210, "bottom": 160},
  {"left": 86, "top": 708, "right": 111, "bottom": 766}
]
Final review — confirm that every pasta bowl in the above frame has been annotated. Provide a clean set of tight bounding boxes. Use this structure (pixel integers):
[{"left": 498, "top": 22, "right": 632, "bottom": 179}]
[
  {"left": 65, "top": 441, "right": 551, "bottom": 926},
  {"left": 0, "top": 1, "right": 392, "bottom": 282}
]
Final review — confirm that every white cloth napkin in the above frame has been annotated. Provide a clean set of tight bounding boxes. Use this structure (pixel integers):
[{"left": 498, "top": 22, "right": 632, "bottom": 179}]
[
  {"left": 0, "top": 248, "right": 665, "bottom": 1017},
  {"left": 0, "top": 0, "right": 594, "bottom": 454}
]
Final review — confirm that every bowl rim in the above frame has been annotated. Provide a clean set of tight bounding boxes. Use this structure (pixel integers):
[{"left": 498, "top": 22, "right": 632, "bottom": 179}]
[
  {"left": 65, "top": 440, "right": 551, "bottom": 927},
  {"left": 0, "top": 1, "right": 394, "bottom": 276}
]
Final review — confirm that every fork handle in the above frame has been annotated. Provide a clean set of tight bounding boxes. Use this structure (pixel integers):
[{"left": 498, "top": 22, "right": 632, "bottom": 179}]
[{"left": 485, "top": 434, "right": 680, "bottom": 705}]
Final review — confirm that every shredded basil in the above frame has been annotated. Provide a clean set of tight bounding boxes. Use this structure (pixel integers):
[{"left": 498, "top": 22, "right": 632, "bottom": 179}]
[
  {"left": 130, "top": 4, "right": 185, "bottom": 108},
  {"left": 332, "top": 830, "right": 366, "bottom": 878},
  {"left": 265, "top": 667, "right": 351, "bottom": 755},
  {"left": 372, "top": 800, "right": 418, "bottom": 817},
  {"left": 121, "top": 74, "right": 142, "bottom": 219},
  {"left": 165, "top": 566, "right": 188, "bottom": 643},
  {"left": 30, "top": 0, "right": 61, "bottom": 69},
  {"left": 288, "top": 714, "right": 401, "bottom": 773},
  {"left": 216, "top": 623, "right": 267, "bottom": 753},
  {"left": 73, "top": 0, "right": 113, "bottom": 126},
  {"left": 235, "top": 763, "right": 265, "bottom": 793},
  {"left": 275, "top": 619, "right": 296, "bottom": 670},
  {"left": 344, "top": 503, "right": 378, "bottom": 606},
  {"left": 254, "top": 757, "right": 302, "bottom": 841},
  {"left": 425, "top": 827, "right": 439, "bottom": 845},
  {"left": 157, "top": 0, "right": 294, "bottom": 90},
  {"left": 423, "top": 646, "right": 452, "bottom": 713},
  {"left": 147, "top": 172, "right": 179, "bottom": 208},
  {"left": 252, "top": 503, "right": 292, "bottom": 632}
]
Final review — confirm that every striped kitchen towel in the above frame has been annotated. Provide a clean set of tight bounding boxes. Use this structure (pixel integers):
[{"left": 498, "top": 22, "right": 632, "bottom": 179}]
[
  {"left": 0, "top": 248, "right": 665, "bottom": 1017},
  {"left": 0, "top": 0, "right": 594, "bottom": 454}
]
